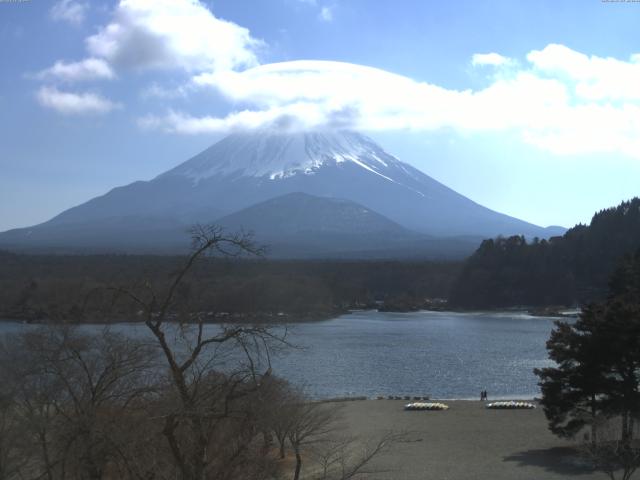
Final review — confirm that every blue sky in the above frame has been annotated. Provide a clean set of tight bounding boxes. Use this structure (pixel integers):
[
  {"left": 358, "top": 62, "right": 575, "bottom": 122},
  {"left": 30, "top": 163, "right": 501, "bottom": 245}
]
[{"left": 1, "top": 0, "right": 640, "bottom": 231}]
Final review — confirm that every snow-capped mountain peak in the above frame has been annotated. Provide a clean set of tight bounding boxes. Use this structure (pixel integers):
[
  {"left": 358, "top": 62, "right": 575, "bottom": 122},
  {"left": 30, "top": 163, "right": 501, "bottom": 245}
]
[
  {"left": 161, "top": 129, "right": 402, "bottom": 183},
  {"left": 0, "top": 126, "right": 562, "bottom": 255}
]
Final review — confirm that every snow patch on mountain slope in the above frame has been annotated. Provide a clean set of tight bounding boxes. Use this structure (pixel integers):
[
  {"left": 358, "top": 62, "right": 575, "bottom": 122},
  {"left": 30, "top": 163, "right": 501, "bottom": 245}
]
[{"left": 161, "top": 129, "right": 412, "bottom": 186}]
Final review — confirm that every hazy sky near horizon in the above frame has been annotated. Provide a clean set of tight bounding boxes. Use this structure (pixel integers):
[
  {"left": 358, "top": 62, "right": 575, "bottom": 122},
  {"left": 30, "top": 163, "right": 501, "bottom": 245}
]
[{"left": 1, "top": 0, "right": 640, "bottom": 231}]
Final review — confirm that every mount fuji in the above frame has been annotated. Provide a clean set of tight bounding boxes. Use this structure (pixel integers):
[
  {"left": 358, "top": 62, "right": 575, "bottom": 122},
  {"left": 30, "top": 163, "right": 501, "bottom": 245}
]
[{"left": 0, "top": 129, "right": 564, "bottom": 257}]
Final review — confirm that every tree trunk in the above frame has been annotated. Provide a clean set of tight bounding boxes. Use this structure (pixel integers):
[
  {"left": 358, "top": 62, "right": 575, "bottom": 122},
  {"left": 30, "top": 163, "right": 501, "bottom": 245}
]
[
  {"left": 293, "top": 447, "right": 302, "bottom": 480},
  {"left": 38, "top": 430, "right": 55, "bottom": 480},
  {"left": 279, "top": 439, "right": 286, "bottom": 459},
  {"left": 591, "top": 395, "right": 598, "bottom": 447},
  {"left": 262, "top": 430, "right": 273, "bottom": 452},
  {"left": 622, "top": 411, "right": 631, "bottom": 447}
]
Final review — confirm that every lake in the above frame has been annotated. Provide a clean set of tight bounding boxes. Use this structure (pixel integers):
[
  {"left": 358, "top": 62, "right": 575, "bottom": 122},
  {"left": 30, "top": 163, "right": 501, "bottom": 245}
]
[
  {"left": 0, "top": 310, "right": 560, "bottom": 400},
  {"left": 271, "top": 310, "right": 559, "bottom": 399}
]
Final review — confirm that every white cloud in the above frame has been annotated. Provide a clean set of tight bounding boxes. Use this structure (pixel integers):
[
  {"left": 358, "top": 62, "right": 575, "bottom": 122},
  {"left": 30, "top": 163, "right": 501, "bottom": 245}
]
[
  {"left": 319, "top": 6, "right": 333, "bottom": 22},
  {"left": 139, "top": 103, "right": 343, "bottom": 134},
  {"left": 36, "top": 86, "right": 121, "bottom": 115},
  {"left": 140, "top": 82, "right": 189, "bottom": 100},
  {"left": 471, "top": 53, "right": 512, "bottom": 67},
  {"left": 37, "top": 58, "right": 115, "bottom": 82},
  {"left": 50, "top": 0, "right": 88, "bottom": 26},
  {"left": 36, "top": 0, "right": 263, "bottom": 115},
  {"left": 527, "top": 43, "right": 640, "bottom": 101},
  {"left": 86, "top": 0, "right": 262, "bottom": 72},
  {"left": 190, "top": 60, "right": 569, "bottom": 132},
  {"left": 156, "top": 48, "right": 640, "bottom": 159}
]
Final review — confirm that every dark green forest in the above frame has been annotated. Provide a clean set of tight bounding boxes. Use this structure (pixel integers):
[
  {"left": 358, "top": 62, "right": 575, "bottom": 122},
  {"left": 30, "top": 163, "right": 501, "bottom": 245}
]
[
  {"left": 3, "top": 197, "right": 639, "bottom": 320},
  {"left": 0, "top": 251, "right": 460, "bottom": 322},
  {"left": 449, "top": 198, "right": 640, "bottom": 309}
]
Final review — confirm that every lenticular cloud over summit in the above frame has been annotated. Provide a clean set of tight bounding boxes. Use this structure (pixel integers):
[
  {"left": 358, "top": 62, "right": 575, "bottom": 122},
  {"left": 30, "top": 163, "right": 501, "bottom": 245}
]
[{"left": 146, "top": 47, "right": 640, "bottom": 159}]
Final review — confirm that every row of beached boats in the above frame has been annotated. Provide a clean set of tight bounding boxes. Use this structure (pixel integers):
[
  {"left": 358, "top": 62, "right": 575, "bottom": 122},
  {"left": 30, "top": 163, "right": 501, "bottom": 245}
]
[
  {"left": 404, "top": 400, "right": 536, "bottom": 411},
  {"left": 485, "top": 401, "right": 536, "bottom": 409},
  {"left": 404, "top": 402, "right": 449, "bottom": 411}
]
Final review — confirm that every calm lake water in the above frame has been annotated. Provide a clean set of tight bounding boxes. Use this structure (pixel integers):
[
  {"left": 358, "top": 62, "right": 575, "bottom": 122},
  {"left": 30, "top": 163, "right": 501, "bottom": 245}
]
[{"left": 0, "top": 310, "right": 560, "bottom": 400}]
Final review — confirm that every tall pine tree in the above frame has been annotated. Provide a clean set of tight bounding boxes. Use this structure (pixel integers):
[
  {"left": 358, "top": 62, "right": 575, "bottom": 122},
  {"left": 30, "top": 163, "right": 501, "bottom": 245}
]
[{"left": 536, "top": 249, "right": 640, "bottom": 448}]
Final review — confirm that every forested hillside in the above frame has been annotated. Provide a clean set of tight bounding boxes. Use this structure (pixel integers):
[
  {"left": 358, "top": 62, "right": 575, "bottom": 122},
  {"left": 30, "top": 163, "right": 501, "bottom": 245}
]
[
  {"left": 0, "top": 252, "right": 460, "bottom": 322},
  {"left": 449, "top": 198, "right": 640, "bottom": 308}
]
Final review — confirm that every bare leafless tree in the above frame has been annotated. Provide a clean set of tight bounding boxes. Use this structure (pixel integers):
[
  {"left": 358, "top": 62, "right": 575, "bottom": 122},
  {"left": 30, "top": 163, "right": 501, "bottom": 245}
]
[
  {"left": 257, "top": 376, "right": 297, "bottom": 460},
  {"left": 310, "top": 431, "right": 406, "bottom": 480},
  {"left": 0, "top": 225, "right": 402, "bottom": 480},
  {"left": 0, "top": 379, "right": 27, "bottom": 480},
  {"left": 286, "top": 397, "right": 343, "bottom": 480},
  {"left": 0, "top": 326, "right": 158, "bottom": 480},
  {"left": 583, "top": 417, "right": 640, "bottom": 480},
  {"left": 110, "top": 225, "right": 288, "bottom": 480},
  {"left": 282, "top": 392, "right": 407, "bottom": 480}
]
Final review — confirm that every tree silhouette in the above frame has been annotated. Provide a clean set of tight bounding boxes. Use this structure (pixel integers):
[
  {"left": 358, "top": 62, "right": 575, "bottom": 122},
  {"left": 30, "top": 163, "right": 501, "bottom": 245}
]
[
  {"left": 536, "top": 249, "right": 640, "bottom": 479},
  {"left": 451, "top": 197, "right": 640, "bottom": 308}
]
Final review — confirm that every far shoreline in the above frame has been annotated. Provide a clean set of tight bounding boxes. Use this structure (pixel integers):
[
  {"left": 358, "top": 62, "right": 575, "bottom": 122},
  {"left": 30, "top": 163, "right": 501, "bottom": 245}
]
[
  {"left": 0, "top": 306, "right": 573, "bottom": 325},
  {"left": 322, "top": 396, "right": 541, "bottom": 403}
]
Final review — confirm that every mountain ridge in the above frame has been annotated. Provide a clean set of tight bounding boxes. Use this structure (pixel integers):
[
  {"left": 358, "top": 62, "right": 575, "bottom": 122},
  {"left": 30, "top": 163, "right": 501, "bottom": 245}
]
[{"left": 0, "top": 129, "right": 566, "bottom": 256}]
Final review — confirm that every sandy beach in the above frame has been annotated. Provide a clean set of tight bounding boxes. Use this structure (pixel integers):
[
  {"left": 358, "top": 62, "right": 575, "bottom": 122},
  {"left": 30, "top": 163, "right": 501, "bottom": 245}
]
[{"left": 335, "top": 399, "right": 603, "bottom": 480}]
